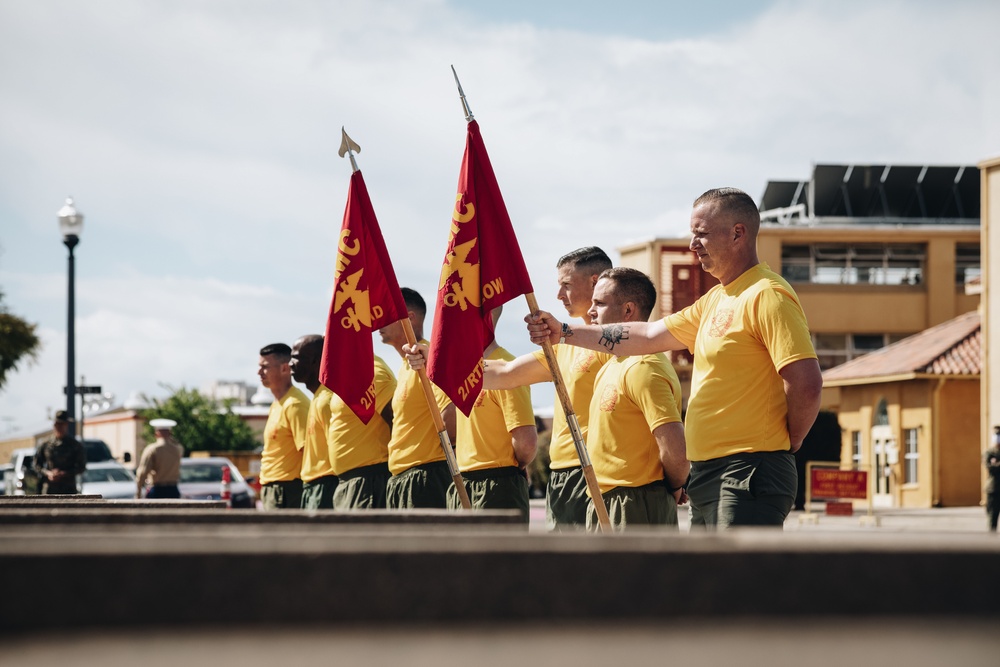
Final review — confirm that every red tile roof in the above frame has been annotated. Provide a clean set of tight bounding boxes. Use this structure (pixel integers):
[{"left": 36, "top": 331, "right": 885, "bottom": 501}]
[{"left": 822, "top": 310, "right": 981, "bottom": 385}]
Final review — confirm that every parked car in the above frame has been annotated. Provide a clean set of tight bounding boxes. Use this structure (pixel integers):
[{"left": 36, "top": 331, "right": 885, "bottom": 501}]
[
  {"left": 178, "top": 457, "right": 255, "bottom": 509},
  {"left": 0, "top": 463, "right": 12, "bottom": 495},
  {"left": 7, "top": 448, "right": 39, "bottom": 495},
  {"left": 80, "top": 461, "right": 136, "bottom": 499},
  {"left": 82, "top": 439, "right": 114, "bottom": 463}
]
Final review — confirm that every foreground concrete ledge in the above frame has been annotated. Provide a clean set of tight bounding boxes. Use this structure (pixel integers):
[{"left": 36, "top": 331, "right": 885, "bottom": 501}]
[
  {"left": 0, "top": 507, "right": 523, "bottom": 525},
  {"left": 1, "top": 527, "right": 998, "bottom": 631},
  {"left": 0, "top": 495, "right": 105, "bottom": 502},
  {"left": 0, "top": 500, "right": 227, "bottom": 511}
]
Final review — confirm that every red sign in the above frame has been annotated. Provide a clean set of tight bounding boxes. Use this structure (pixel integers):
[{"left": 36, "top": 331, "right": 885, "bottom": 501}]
[{"left": 810, "top": 469, "right": 868, "bottom": 500}]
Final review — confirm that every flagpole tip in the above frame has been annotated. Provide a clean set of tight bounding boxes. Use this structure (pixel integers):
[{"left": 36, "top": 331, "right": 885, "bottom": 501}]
[
  {"left": 339, "top": 127, "right": 362, "bottom": 172},
  {"left": 450, "top": 66, "right": 475, "bottom": 123}
]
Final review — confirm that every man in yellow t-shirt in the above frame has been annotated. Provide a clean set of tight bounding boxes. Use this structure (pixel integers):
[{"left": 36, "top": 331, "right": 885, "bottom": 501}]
[
  {"left": 480, "top": 247, "right": 613, "bottom": 530},
  {"left": 258, "top": 342, "right": 309, "bottom": 510},
  {"left": 328, "top": 355, "right": 397, "bottom": 509},
  {"left": 448, "top": 308, "right": 537, "bottom": 522},
  {"left": 583, "top": 268, "right": 689, "bottom": 531},
  {"left": 291, "top": 334, "right": 338, "bottom": 510},
  {"left": 380, "top": 288, "right": 455, "bottom": 509},
  {"left": 527, "top": 189, "right": 823, "bottom": 530}
]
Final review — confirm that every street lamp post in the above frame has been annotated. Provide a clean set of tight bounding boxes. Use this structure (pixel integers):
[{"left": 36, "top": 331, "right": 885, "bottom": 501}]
[{"left": 58, "top": 198, "right": 84, "bottom": 432}]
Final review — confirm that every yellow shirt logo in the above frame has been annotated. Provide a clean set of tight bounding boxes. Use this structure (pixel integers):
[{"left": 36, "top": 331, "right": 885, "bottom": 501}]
[
  {"left": 709, "top": 307, "right": 735, "bottom": 337},
  {"left": 598, "top": 385, "right": 619, "bottom": 413}
]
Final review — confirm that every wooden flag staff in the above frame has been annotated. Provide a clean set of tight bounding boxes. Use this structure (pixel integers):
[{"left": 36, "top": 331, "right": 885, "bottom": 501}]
[
  {"left": 524, "top": 294, "right": 612, "bottom": 532},
  {"left": 450, "top": 69, "right": 612, "bottom": 531},
  {"left": 339, "top": 127, "right": 472, "bottom": 510}
]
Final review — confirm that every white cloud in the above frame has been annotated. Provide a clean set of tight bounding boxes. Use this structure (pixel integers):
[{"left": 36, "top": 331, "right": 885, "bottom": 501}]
[{"left": 1, "top": 0, "right": 998, "bottom": 431}]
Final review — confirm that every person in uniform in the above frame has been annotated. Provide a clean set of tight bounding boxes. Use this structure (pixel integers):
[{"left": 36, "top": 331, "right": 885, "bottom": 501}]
[
  {"left": 380, "top": 288, "right": 455, "bottom": 509},
  {"left": 135, "top": 418, "right": 184, "bottom": 499},
  {"left": 583, "top": 268, "right": 689, "bottom": 531},
  {"left": 291, "top": 334, "right": 338, "bottom": 510},
  {"left": 328, "top": 355, "right": 396, "bottom": 510},
  {"left": 477, "top": 246, "right": 613, "bottom": 530},
  {"left": 258, "top": 342, "right": 309, "bottom": 510},
  {"left": 33, "top": 410, "right": 86, "bottom": 495},
  {"left": 984, "top": 425, "right": 1000, "bottom": 532}
]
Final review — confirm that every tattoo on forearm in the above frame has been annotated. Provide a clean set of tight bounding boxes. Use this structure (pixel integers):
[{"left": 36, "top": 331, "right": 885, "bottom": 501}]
[{"left": 598, "top": 324, "right": 629, "bottom": 351}]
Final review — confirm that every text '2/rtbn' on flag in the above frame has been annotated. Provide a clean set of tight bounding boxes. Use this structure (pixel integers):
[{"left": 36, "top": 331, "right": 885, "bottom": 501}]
[
  {"left": 427, "top": 119, "right": 533, "bottom": 416},
  {"left": 320, "top": 170, "right": 408, "bottom": 424}
]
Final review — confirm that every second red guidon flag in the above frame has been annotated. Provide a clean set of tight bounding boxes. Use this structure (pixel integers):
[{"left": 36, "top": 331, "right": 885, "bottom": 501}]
[
  {"left": 427, "top": 120, "right": 534, "bottom": 415},
  {"left": 320, "top": 170, "right": 408, "bottom": 424}
]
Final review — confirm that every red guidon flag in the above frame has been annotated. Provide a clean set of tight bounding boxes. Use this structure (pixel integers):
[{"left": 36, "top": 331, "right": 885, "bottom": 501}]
[
  {"left": 427, "top": 120, "right": 534, "bottom": 416},
  {"left": 320, "top": 170, "right": 408, "bottom": 424}
]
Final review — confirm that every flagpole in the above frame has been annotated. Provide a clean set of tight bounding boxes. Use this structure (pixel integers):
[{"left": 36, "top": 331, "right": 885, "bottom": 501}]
[
  {"left": 525, "top": 294, "right": 612, "bottom": 531},
  {"left": 339, "top": 126, "right": 471, "bottom": 510},
  {"left": 400, "top": 319, "right": 473, "bottom": 510},
  {"left": 448, "top": 68, "right": 611, "bottom": 531}
]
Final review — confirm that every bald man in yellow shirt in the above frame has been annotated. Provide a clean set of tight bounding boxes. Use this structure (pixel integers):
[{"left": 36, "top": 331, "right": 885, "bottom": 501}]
[{"left": 258, "top": 342, "right": 309, "bottom": 510}]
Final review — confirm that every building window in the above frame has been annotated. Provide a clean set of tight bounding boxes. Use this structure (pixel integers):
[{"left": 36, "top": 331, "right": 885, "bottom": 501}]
[
  {"left": 904, "top": 428, "right": 919, "bottom": 484},
  {"left": 955, "top": 243, "right": 981, "bottom": 286},
  {"left": 851, "top": 431, "right": 862, "bottom": 467},
  {"left": 812, "top": 333, "right": 917, "bottom": 370},
  {"left": 782, "top": 243, "right": 924, "bottom": 285}
]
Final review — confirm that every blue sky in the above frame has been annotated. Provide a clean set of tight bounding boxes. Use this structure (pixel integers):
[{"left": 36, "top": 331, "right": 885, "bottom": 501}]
[{"left": 1, "top": 0, "right": 998, "bottom": 435}]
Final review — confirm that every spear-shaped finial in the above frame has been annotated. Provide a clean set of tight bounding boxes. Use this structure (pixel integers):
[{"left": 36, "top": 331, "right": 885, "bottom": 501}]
[
  {"left": 451, "top": 65, "right": 474, "bottom": 122},
  {"left": 338, "top": 127, "right": 361, "bottom": 172}
]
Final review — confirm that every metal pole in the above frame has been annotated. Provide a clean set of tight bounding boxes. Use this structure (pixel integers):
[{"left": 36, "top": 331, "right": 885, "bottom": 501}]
[{"left": 65, "top": 236, "right": 78, "bottom": 433}]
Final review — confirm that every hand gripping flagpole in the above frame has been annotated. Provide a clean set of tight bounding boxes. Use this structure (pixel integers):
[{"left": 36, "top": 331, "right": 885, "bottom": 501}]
[
  {"left": 450, "top": 69, "right": 611, "bottom": 531},
  {"left": 339, "top": 127, "right": 471, "bottom": 510}
]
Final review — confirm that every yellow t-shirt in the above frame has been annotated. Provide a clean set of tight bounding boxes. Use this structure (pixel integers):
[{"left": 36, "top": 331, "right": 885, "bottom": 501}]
[
  {"left": 387, "top": 342, "right": 452, "bottom": 475},
  {"left": 259, "top": 385, "right": 309, "bottom": 484},
  {"left": 456, "top": 346, "right": 535, "bottom": 472},
  {"left": 664, "top": 262, "right": 817, "bottom": 462},
  {"left": 532, "top": 345, "right": 612, "bottom": 469},
  {"left": 301, "top": 385, "right": 335, "bottom": 483},
  {"left": 588, "top": 353, "right": 682, "bottom": 495},
  {"left": 328, "top": 355, "right": 396, "bottom": 475}
]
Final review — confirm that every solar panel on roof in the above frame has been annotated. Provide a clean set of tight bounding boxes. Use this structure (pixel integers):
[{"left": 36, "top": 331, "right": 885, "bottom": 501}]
[
  {"left": 812, "top": 165, "right": 849, "bottom": 216},
  {"left": 881, "top": 166, "right": 923, "bottom": 217}
]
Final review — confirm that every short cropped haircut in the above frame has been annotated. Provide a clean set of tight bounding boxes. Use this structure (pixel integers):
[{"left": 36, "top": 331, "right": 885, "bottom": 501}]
[
  {"left": 693, "top": 188, "right": 761, "bottom": 234},
  {"left": 556, "top": 246, "right": 613, "bottom": 277},
  {"left": 400, "top": 287, "right": 426, "bottom": 318},
  {"left": 597, "top": 267, "right": 657, "bottom": 321},
  {"left": 260, "top": 343, "right": 291, "bottom": 362}
]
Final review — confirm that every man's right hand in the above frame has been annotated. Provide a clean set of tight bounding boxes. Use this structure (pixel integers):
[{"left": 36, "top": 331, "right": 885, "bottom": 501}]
[
  {"left": 402, "top": 342, "right": 429, "bottom": 371},
  {"left": 525, "top": 311, "right": 564, "bottom": 346}
]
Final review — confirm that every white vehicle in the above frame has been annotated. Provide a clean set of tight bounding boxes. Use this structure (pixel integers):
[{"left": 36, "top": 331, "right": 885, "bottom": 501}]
[{"left": 81, "top": 461, "right": 137, "bottom": 499}]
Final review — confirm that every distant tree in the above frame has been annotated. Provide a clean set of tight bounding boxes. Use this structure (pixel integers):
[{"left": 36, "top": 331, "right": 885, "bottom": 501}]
[
  {"left": 140, "top": 386, "right": 259, "bottom": 452},
  {"left": 0, "top": 290, "right": 41, "bottom": 391}
]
